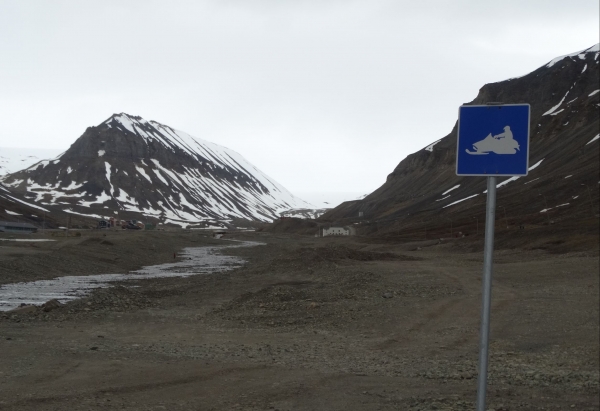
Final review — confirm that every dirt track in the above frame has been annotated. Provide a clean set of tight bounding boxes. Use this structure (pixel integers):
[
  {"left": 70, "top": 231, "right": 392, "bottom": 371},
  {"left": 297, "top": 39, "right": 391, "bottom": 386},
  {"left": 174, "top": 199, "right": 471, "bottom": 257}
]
[{"left": 0, "top": 230, "right": 598, "bottom": 410}]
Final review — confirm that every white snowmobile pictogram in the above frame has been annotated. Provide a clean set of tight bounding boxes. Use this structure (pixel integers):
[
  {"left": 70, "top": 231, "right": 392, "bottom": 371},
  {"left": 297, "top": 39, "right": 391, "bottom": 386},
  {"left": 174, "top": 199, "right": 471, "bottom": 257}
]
[{"left": 465, "top": 125, "right": 520, "bottom": 155}]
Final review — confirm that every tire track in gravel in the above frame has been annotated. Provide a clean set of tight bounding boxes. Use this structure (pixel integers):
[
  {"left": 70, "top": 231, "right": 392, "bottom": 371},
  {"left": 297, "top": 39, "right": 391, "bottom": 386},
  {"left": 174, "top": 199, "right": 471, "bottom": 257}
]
[{"left": 7, "top": 364, "right": 269, "bottom": 407}]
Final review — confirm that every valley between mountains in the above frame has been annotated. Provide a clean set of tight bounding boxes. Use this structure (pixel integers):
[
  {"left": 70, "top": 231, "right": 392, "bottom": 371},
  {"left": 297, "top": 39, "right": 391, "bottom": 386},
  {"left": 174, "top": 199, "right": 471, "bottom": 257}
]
[{"left": 0, "top": 44, "right": 598, "bottom": 411}]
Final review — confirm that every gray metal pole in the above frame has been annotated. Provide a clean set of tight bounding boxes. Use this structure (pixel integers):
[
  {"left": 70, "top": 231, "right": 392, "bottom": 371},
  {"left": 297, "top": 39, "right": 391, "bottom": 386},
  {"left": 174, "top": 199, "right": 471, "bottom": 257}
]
[{"left": 476, "top": 176, "right": 497, "bottom": 410}]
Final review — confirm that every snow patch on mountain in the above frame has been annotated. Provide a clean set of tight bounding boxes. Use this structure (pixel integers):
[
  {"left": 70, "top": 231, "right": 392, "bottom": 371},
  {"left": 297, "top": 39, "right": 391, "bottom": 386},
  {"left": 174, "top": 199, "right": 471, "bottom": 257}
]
[
  {"left": 587, "top": 134, "right": 599, "bottom": 145},
  {"left": 442, "top": 184, "right": 460, "bottom": 195},
  {"left": 546, "top": 43, "right": 599, "bottom": 68},
  {"left": 424, "top": 139, "right": 442, "bottom": 152}
]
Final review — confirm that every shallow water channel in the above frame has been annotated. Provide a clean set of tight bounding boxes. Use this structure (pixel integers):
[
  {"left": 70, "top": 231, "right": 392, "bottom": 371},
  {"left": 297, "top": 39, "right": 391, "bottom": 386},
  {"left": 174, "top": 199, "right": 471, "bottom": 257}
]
[{"left": 0, "top": 240, "right": 263, "bottom": 311}]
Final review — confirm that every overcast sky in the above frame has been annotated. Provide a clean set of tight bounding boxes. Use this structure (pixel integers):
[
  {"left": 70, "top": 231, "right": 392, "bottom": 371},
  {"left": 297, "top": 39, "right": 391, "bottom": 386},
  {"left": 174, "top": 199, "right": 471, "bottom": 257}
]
[{"left": 1, "top": 0, "right": 598, "bottom": 207}]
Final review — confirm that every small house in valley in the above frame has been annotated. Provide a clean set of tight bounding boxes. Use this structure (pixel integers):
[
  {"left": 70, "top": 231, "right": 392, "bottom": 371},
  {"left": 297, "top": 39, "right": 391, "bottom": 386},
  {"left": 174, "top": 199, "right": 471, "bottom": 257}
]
[
  {"left": 0, "top": 221, "right": 38, "bottom": 233},
  {"left": 321, "top": 226, "right": 355, "bottom": 237}
]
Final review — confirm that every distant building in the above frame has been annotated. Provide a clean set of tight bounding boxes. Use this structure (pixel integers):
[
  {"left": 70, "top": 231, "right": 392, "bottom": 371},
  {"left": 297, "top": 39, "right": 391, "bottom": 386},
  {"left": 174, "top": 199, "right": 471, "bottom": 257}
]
[
  {"left": 213, "top": 231, "right": 226, "bottom": 239},
  {"left": 321, "top": 226, "right": 355, "bottom": 237},
  {"left": 0, "top": 221, "right": 38, "bottom": 233}
]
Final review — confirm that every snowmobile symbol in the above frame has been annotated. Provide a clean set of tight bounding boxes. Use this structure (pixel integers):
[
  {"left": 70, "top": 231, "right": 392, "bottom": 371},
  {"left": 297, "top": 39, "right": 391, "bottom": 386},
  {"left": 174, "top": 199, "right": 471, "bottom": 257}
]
[{"left": 465, "top": 125, "right": 520, "bottom": 155}]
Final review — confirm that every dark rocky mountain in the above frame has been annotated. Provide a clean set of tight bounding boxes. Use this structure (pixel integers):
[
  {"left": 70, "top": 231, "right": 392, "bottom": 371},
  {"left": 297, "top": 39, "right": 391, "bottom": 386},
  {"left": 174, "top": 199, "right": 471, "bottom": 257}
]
[
  {"left": 1, "top": 114, "right": 312, "bottom": 227},
  {"left": 0, "top": 184, "right": 55, "bottom": 227},
  {"left": 320, "top": 44, "right": 599, "bottom": 243}
]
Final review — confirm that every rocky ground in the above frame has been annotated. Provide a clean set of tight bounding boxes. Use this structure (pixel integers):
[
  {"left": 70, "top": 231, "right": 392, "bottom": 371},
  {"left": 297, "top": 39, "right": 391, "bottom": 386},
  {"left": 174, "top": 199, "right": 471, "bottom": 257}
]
[{"left": 0, "top": 230, "right": 598, "bottom": 410}]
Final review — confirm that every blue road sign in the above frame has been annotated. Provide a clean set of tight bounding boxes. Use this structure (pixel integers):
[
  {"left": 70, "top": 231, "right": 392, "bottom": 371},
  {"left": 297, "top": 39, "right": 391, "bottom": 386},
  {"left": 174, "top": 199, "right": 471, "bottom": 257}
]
[{"left": 456, "top": 104, "right": 530, "bottom": 176}]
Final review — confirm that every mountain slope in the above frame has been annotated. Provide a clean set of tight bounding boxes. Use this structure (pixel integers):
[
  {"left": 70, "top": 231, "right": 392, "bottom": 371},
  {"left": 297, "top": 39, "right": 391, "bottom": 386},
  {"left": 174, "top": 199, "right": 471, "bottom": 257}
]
[
  {"left": 321, "top": 44, "right": 599, "bottom": 239},
  {"left": 1, "top": 114, "right": 312, "bottom": 226}
]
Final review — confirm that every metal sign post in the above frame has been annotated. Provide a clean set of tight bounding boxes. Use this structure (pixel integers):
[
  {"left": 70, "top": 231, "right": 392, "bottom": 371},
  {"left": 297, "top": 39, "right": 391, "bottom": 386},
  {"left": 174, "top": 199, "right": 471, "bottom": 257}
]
[
  {"left": 455, "top": 103, "right": 530, "bottom": 410},
  {"left": 476, "top": 175, "right": 496, "bottom": 410}
]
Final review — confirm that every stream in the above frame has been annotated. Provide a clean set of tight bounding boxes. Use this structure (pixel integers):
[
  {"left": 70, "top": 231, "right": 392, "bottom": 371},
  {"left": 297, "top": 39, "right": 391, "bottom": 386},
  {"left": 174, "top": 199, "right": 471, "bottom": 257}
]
[{"left": 0, "top": 240, "right": 263, "bottom": 311}]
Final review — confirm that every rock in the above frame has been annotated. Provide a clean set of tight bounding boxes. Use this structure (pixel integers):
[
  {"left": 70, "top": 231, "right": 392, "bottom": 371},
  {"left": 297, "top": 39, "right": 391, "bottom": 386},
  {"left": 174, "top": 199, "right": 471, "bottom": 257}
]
[
  {"left": 382, "top": 292, "right": 394, "bottom": 299},
  {"left": 42, "top": 299, "right": 62, "bottom": 312}
]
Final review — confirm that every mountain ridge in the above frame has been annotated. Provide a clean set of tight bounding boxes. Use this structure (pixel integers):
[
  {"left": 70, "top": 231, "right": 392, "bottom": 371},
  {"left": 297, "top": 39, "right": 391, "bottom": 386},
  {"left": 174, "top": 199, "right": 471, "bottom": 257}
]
[
  {"left": 1, "top": 114, "right": 312, "bottom": 227},
  {"left": 320, "top": 43, "right": 599, "bottom": 237}
]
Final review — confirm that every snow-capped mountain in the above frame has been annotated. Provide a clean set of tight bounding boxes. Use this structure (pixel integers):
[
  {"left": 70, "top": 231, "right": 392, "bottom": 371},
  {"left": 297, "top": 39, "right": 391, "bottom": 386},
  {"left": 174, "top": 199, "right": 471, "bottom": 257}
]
[
  {"left": 0, "top": 148, "right": 64, "bottom": 176},
  {"left": 1, "top": 114, "right": 312, "bottom": 226},
  {"left": 280, "top": 208, "right": 329, "bottom": 219},
  {"left": 322, "top": 44, "right": 599, "bottom": 234}
]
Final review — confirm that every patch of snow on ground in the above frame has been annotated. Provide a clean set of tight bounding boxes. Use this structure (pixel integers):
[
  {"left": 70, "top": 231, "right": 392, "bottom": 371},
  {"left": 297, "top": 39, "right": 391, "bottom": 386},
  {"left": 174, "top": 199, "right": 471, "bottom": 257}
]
[
  {"left": 98, "top": 150, "right": 105, "bottom": 157},
  {"left": 64, "top": 209, "right": 106, "bottom": 219},
  {"left": 4, "top": 195, "right": 50, "bottom": 212},
  {"left": 104, "top": 162, "right": 114, "bottom": 195},
  {"left": 115, "top": 188, "right": 137, "bottom": 205},
  {"left": 424, "top": 139, "right": 442, "bottom": 152},
  {"left": 528, "top": 159, "right": 544, "bottom": 171},
  {"left": 435, "top": 195, "right": 451, "bottom": 202},
  {"left": 35, "top": 160, "right": 50, "bottom": 170},
  {"left": 586, "top": 134, "right": 599, "bottom": 145},
  {"left": 152, "top": 168, "right": 169, "bottom": 185},
  {"left": 543, "top": 91, "right": 569, "bottom": 116},
  {"left": 496, "top": 176, "right": 520, "bottom": 189},
  {"left": 135, "top": 166, "right": 152, "bottom": 183},
  {"left": 484, "top": 159, "right": 545, "bottom": 192},
  {"left": 442, "top": 185, "right": 460, "bottom": 195},
  {"left": 63, "top": 181, "right": 83, "bottom": 190},
  {"left": 162, "top": 218, "right": 189, "bottom": 228},
  {"left": 443, "top": 194, "right": 478, "bottom": 209},
  {"left": 564, "top": 175, "right": 572, "bottom": 179},
  {"left": 546, "top": 44, "right": 599, "bottom": 68},
  {"left": 78, "top": 191, "right": 111, "bottom": 207},
  {"left": 540, "top": 203, "right": 570, "bottom": 213},
  {"left": 113, "top": 114, "right": 137, "bottom": 134},
  {"left": 589, "top": 90, "right": 599, "bottom": 97},
  {"left": 3, "top": 179, "right": 23, "bottom": 187},
  {"left": 5, "top": 210, "right": 21, "bottom": 215}
]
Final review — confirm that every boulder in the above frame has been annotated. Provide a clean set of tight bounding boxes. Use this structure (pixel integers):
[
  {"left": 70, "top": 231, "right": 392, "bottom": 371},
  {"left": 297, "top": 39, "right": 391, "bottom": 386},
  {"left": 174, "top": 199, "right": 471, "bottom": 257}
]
[{"left": 42, "top": 299, "right": 63, "bottom": 312}]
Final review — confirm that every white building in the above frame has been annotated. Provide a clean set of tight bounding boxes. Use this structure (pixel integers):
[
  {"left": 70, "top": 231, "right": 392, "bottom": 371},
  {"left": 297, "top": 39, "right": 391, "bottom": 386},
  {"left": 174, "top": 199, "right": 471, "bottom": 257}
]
[{"left": 321, "top": 226, "right": 355, "bottom": 237}]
